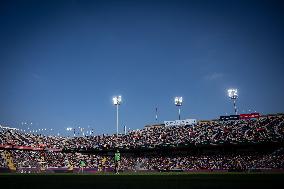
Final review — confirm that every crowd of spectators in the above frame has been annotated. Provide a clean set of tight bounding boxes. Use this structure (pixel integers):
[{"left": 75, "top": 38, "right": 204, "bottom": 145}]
[
  {"left": 1, "top": 114, "right": 283, "bottom": 150},
  {"left": 0, "top": 151, "right": 7, "bottom": 168},
  {"left": 1, "top": 148, "right": 283, "bottom": 172},
  {"left": 0, "top": 114, "right": 284, "bottom": 172}
]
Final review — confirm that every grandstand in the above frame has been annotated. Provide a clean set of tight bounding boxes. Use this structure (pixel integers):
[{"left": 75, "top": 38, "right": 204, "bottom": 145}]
[{"left": 0, "top": 113, "right": 283, "bottom": 174}]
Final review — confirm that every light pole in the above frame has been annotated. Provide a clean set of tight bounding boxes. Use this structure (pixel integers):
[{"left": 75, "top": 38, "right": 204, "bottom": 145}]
[
  {"left": 113, "top": 95, "right": 122, "bottom": 136},
  {"left": 227, "top": 89, "right": 238, "bottom": 115},
  {"left": 124, "top": 125, "right": 127, "bottom": 135},
  {"left": 91, "top": 128, "right": 94, "bottom": 136},
  {"left": 174, "top": 97, "right": 183, "bottom": 120}
]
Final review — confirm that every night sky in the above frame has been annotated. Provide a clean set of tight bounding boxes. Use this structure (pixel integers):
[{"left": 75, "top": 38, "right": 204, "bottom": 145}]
[{"left": 0, "top": 0, "right": 284, "bottom": 135}]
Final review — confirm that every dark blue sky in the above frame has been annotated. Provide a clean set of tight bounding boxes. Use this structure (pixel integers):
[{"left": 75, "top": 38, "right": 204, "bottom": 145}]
[{"left": 0, "top": 0, "right": 284, "bottom": 135}]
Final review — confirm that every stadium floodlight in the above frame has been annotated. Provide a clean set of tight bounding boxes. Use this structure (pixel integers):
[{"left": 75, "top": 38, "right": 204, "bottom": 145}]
[
  {"left": 174, "top": 96, "right": 183, "bottom": 120},
  {"left": 227, "top": 89, "right": 238, "bottom": 115},
  {"left": 112, "top": 95, "right": 122, "bottom": 105},
  {"left": 113, "top": 95, "right": 122, "bottom": 136},
  {"left": 228, "top": 89, "right": 238, "bottom": 99}
]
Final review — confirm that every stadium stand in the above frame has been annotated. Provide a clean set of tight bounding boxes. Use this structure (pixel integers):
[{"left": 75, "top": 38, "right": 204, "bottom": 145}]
[{"left": 0, "top": 114, "right": 283, "bottom": 173}]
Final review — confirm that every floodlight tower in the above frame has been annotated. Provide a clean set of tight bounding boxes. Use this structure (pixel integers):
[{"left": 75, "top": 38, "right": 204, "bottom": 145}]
[
  {"left": 174, "top": 97, "right": 183, "bottom": 120},
  {"left": 113, "top": 95, "right": 122, "bottom": 136},
  {"left": 227, "top": 89, "right": 238, "bottom": 115}
]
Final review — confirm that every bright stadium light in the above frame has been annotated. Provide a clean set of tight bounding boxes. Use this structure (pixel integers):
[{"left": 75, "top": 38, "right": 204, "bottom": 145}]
[
  {"left": 113, "top": 95, "right": 122, "bottom": 136},
  {"left": 227, "top": 88, "right": 238, "bottom": 115},
  {"left": 228, "top": 89, "right": 238, "bottom": 99},
  {"left": 175, "top": 97, "right": 183, "bottom": 106},
  {"left": 112, "top": 95, "right": 122, "bottom": 105},
  {"left": 174, "top": 96, "right": 183, "bottom": 120}
]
